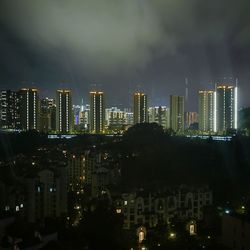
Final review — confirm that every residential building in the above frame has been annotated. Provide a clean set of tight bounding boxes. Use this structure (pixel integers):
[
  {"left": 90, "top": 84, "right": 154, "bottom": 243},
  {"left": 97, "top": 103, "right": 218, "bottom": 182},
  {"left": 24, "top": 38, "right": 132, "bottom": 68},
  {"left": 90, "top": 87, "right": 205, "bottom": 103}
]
[
  {"left": 148, "top": 106, "right": 170, "bottom": 129},
  {"left": 114, "top": 186, "right": 212, "bottom": 230},
  {"left": 185, "top": 111, "right": 198, "bottom": 129},
  {"left": 222, "top": 214, "right": 250, "bottom": 250},
  {"left": 89, "top": 91, "right": 105, "bottom": 133},
  {"left": 105, "top": 107, "right": 126, "bottom": 126},
  {"left": 40, "top": 97, "right": 55, "bottom": 132},
  {"left": 25, "top": 165, "right": 67, "bottom": 223},
  {"left": 215, "top": 84, "right": 238, "bottom": 133},
  {"left": 18, "top": 88, "right": 39, "bottom": 131},
  {"left": 68, "top": 153, "right": 85, "bottom": 191},
  {"left": 133, "top": 93, "right": 148, "bottom": 124},
  {"left": 198, "top": 91, "right": 214, "bottom": 132},
  {"left": 170, "top": 95, "right": 184, "bottom": 132},
  {"left": 0, "top": 90, "right": 17, "bottom": 129},
  {"left": 56, "top": 89, "right": 73, "bottom": 133}
]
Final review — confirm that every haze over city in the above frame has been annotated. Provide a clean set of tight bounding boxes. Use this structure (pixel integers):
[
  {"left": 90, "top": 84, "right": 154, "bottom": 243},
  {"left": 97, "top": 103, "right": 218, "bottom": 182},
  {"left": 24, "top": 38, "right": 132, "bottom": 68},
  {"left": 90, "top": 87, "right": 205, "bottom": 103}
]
[
  {"left": 1, "top": 1, "right": 250, "bottom": 250},
  {"left": 1, "top": 0, "right": 250, "bottom": 109}
]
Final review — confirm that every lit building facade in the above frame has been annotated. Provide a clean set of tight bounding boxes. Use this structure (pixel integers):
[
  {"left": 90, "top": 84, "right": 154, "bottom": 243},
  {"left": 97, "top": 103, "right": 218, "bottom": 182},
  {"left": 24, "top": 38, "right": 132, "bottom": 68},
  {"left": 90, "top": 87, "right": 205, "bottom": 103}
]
[
  {"left": 185, "top": 112, "right": 198, "bottom": 129},
  {"left": 80, "top": 104, "right": 90, "bottom": 131},
  {"left": 170, "top": 95, "right": 184, "bottom": 132},
  {"left": 105, "top": 107, "right": 126, "bottom": 127},
  {"left": 124, "top": 108, "right": 134, "bottom": 126},
  {"left": 215, "top": 85, "right": 238, "bottom": 133},
  {"left": 114, "top": 186, "right": 212, "bottom": 230},
  {"left": 148, "top": 106, "right": 170, "bottom": 129},
  {"left": 89, "top": 91, "right": 105, "bottom": 134},
  {"left": 198, "top": 91, "right": 214, "bottom": 132},
  {"left": 56, "top": 89, "right": 73, "bottom": 133},
  {"left": 18, "top": 88, "right": 39, "bottom": 131},
  {"left": 68, "top": 153, "right": 85, "bottom": 191},
  {"left": 133, "top": 93, "right": 148, "bottom": 124},
  {"left": 0, "top": 90, "right": 17, "bottom": 129},
  {"left": 40, "top": 97, "right": 55, "bottom": 132},
  {"left": 73, "top": 105, "right": 81, "bottom": 126}
]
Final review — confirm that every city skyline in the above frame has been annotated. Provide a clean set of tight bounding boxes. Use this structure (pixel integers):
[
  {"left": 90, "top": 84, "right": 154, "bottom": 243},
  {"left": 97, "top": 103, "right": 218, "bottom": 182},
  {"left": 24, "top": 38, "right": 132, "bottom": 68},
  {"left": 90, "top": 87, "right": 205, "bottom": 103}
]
[
  {"left": 0, "top": 83, "right": 238, "bottom": 134},
  {"left": 0, "top": 80, "right": 240, "bottom": 110},
  {"left": 1, "top": 2, "right": 250, "bottom": 249}
]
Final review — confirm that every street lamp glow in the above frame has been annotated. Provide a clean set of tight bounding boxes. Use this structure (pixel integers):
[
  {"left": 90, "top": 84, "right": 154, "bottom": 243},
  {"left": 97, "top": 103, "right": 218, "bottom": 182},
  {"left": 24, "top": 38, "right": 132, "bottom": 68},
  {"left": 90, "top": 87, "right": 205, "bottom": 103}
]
[{"left": 169, "top": 232, "right": 176, "bottom": 239}]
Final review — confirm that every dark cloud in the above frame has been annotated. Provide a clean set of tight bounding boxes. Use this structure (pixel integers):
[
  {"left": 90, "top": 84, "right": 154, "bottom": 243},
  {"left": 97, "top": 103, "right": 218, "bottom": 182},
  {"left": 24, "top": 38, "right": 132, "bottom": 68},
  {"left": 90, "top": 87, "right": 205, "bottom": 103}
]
[
  {"left": 0, "top": 0, "right": 170, "bottom": 74},
  {"left": 0, "top": 0, "right": 250, "bottom": 108}
]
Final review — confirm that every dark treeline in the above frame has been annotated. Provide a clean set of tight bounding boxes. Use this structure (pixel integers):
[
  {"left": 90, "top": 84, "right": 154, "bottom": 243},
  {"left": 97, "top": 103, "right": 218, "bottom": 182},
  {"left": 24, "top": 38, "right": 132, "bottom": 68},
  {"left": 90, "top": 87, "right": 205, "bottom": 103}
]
[
  {"left": 116, "top": 123, "right": 250, "bottom": 203},
  {"left": 0, "top": 131, "right": 109, "bottom": 158},
  {"left": 1, "top": 125, "right": 250, "bottom": 203}
]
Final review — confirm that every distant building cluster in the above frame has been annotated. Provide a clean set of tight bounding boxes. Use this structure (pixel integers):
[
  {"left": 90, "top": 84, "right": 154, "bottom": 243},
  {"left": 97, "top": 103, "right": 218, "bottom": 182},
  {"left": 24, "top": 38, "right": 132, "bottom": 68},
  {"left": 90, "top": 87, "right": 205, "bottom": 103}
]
[{"left": 0, "top": 82, "right": 238, "bottom": 134}]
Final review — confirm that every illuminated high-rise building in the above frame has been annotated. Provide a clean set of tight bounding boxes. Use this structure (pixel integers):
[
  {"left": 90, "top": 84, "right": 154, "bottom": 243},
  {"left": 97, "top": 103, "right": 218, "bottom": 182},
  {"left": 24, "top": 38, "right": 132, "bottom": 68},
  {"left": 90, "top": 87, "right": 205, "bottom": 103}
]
[
  {"left": 133, "top": 92, "right": 148, "bottom": 124},
  {"left": 148, "top": 106, "right": 170, "bottom": 129},
  {"left": 0, "top": 90, "right": 17, "bottom": 129},
  {"left": 68, "top": 153, "right": 85, "bottom": 191},
  {"left": 185, "top": 111, "right": 198, "bottom": 129},
  {"left": 89, "top": 91, "right": 105, "bottom": 133},
  {"left": 124, "top": 108, "right": 134, "bottom": 126},
  {"left": 56, "top": 89, "right": 73, "bottom": 133},
  {"left": 18, "top": 88, "right": 39, "bottom": 131},
  {"left": 198, "top": 91, "right": 214, "bottom": 132},
  {"left": 170, "top": 95, "right": 184, "bottom": 132},
  {"left": 214, "top": 84, "right": 238, "bottom": 133},
  {"left": 40, "top": 97, "right": 56, "bottom": 132},
  {"left": 80, "top": 104, "right": 90, "bottom": 130},
  {"left": 73, "top": 105, "right": 81, "bottom": 126}
]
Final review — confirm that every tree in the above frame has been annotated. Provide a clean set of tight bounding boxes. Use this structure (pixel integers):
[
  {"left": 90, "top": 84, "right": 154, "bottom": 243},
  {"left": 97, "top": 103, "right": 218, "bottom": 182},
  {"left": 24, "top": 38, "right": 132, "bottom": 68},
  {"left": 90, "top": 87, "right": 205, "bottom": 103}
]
[{"left": 79, "top": 201, "right": 129, "bottom": 250}]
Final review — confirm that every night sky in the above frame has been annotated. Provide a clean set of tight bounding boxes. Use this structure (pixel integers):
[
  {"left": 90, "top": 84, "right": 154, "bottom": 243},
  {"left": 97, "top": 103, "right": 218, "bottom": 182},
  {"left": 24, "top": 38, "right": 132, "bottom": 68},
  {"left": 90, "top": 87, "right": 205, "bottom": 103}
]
[{"left": 0, "top": 0, "right": 250, "bottom": 110}]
